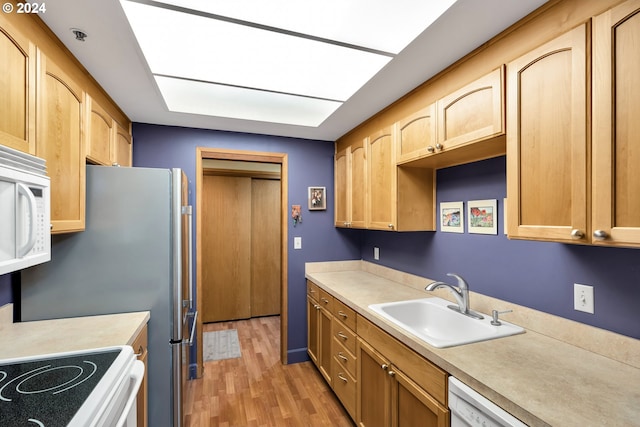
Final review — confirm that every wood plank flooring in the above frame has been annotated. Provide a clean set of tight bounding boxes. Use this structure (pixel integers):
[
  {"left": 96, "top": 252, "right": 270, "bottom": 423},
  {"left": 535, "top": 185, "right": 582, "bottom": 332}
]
[{"left": 185, "top": 316, "right": 355, "bottom": 427}]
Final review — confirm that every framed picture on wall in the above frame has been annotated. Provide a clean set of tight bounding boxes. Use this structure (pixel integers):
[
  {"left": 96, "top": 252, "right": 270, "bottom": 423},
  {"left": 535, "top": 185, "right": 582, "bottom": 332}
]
[
  {"left": 468, "top": 199, "right": 498, "bottom": 235},
  {"left": 440, "top": 201, "right": 464, "bottom": 233},
  {"left": 308, "top": 187, "right": 326, "bottom": 210}
]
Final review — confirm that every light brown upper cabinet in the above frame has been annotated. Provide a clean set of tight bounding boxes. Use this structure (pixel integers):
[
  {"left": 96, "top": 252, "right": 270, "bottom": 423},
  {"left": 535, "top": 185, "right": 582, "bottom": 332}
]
[
  {"left": 86, "top": 95, "right": 114, "bottom": 166},
  {"left": 436, "top": 66, "right": 505, "bottom": 152},
  {"left": 0, "top": 17, "right": 36, "bottom": 154},
  {"left": 592, "top": 0, "right": 640, "bottom": 247},
  {"left": 506, "top": 25, "right": 588, "bottom": 243},
  {"left": 335, "top": 138, "right": 366, "bottom": 228},
  {"left": 395, "top": 104, "right": 437, "bottom": 164},
  {"left": 114, "top": 122, "right": 133, "bottom": 167},
  {"left": 37, "top": 51, "right": 86, "bottom": 233},
  {"left": 367, "top": 127, "right": 396, "bottom": 230}
]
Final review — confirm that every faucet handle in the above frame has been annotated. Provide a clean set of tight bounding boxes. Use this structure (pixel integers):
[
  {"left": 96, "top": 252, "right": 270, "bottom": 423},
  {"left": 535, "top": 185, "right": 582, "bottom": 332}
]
[{"left": 446, "top": 273, "right": 468, "bottom": 290}]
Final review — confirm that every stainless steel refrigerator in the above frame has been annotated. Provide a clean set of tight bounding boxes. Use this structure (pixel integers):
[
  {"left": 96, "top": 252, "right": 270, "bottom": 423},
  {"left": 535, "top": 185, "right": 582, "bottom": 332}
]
[{"left": 20, "top": 165, "right": 195, "bottom": 427}]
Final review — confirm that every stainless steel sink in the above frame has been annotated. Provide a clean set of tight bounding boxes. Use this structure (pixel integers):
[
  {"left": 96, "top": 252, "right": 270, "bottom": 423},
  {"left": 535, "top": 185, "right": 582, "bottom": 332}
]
[{"left": 368, "top": 297, "right": 525, "bottom": 348}]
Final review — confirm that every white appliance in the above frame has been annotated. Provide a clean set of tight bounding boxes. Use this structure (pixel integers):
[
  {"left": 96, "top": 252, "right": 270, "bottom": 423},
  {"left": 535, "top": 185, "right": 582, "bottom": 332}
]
[
  {"left": 21, "top": 165, "right": 195, "bottom": 427},
  {"left": 0, "top": 345, "right": 144, "bottom": 426},
  {"left": 0, "top": 145, "right": 50, "bottom": 275},
  {"left": 449, "top": 376, "right": 528, "bottom": 427}
]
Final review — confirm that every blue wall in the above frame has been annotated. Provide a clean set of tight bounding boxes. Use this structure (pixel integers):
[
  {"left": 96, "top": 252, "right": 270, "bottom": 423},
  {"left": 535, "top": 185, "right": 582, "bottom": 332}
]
[
  {"left": 0, "top": 274, "right": 11, "bottom": 306},
  {"left": 131, "top": 123, "right": 361, "bottom": 362},
  {"left": 361, "top": 157, "right": 640, "bottom": 339}
]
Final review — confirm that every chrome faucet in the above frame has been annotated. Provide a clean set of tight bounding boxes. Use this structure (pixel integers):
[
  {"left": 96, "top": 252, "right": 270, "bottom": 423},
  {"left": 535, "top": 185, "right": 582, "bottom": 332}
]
[{"left": 425, "top": 273, "right": 484, "bottom": 319}]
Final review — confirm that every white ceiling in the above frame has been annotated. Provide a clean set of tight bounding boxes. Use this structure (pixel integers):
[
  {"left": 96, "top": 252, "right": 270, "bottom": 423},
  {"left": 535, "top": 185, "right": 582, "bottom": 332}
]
[{"left": 40, "top": 0, "right": 548, "bottom": 141}]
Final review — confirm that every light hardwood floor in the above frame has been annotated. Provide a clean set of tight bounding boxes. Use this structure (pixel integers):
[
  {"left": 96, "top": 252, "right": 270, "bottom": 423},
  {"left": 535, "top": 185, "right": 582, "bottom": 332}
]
[{"left": 185, "top": 316, "right": 355, "bottom": 427}]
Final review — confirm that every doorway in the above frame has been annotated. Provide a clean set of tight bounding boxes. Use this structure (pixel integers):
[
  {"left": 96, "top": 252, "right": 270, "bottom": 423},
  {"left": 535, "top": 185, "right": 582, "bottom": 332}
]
[{"left": 194, "top": 148, "right": 288, "bottom": 377}]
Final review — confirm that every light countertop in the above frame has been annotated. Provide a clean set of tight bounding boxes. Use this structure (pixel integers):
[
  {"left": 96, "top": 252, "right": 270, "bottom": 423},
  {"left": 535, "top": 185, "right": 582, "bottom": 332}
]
[
  {"left": 0, "top": 304, "right": 149, "bottom": 359},
  {"left": 306, "top": 262, "right": 640, "bottom": 427}
]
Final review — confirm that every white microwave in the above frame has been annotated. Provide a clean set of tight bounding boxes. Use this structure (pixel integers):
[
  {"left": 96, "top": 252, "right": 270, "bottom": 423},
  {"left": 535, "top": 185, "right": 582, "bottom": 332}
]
[{"left": 0, "top": 145, "right": 51, "bottom": 275}]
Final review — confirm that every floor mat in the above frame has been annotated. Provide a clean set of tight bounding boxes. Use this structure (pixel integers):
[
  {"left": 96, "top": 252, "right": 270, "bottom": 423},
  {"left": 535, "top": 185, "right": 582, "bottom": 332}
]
[{"left": 203, "top": 329, "right": 241, "bottom": 361}]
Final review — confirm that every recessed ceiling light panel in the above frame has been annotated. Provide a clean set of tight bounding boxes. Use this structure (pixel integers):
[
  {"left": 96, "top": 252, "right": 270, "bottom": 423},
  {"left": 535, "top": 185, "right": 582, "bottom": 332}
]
[{"left": 155, "top": 76, "right": 343, "bottom": 127}]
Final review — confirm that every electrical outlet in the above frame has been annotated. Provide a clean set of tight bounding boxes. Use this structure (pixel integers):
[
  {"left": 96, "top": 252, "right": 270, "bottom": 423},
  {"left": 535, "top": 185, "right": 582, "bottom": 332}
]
[
  {"left": 294, "top": 237, "right": 302, "bottom": 249},
  {"left": 374, "top": 247, "right": 380, "bottom": 260},
  {"left": 574, "top": 283, "right": 594, "bottom": 314}
]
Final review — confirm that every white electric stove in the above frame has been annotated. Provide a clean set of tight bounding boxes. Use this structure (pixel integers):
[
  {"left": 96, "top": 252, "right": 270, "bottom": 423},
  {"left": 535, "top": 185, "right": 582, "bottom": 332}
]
[{"left": 0, "top": 345, "right": 144, "bottom": 427}]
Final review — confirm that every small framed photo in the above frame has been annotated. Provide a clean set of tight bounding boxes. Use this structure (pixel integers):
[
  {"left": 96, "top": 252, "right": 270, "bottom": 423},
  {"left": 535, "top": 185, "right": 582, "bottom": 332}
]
[
  {"left": 468, "top": 199, "right": 498, "bottom": 235},
  {"left": 440, "top": 201, "right": 464, "bottom": 233},
  {"left": 308, "top": 186, "right": 326, "bottom": 210}
]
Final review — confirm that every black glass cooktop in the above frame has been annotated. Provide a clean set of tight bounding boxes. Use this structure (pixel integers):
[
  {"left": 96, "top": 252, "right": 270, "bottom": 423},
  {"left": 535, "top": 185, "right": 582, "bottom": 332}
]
[{"left": 0, "top": 349, "right": 120, "bottom": 427}]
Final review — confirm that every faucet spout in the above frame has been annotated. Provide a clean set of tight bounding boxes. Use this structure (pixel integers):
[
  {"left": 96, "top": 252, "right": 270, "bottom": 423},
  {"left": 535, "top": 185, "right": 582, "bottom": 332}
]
[{"left": 424, "top": 273, "right": 482, "bottom": 319}]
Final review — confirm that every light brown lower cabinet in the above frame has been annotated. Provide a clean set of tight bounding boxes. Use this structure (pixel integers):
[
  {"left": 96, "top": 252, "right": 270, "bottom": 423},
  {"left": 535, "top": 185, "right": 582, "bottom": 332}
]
[{"left": 132, "top": 324, "right": 148, "bottom": 427}]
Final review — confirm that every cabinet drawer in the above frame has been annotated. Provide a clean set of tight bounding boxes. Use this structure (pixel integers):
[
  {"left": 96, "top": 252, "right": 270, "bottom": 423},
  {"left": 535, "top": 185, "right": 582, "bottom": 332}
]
[
  {"left": 332, "top": 319, "right": 356, "bottom": 355},
  {"left": 332, "top": 358, "right": 356, "bottom": 419},
  {"left": 333, "top": 298, "right": 356, "bottom": 331},
  {"left": 307, "top": 280, "right": 319, "bottom": 300},
  {"left": 333, "top": 336, "right": 357, "bottom": 378},
  {"left": 318, "top": 288, "right": 334, "bottom": 312}
]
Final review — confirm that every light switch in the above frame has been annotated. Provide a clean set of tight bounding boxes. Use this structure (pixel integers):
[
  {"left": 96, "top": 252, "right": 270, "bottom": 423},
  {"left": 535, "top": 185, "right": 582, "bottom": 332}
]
[{"left": 294, "top": 237, "right": 302, "bottom": 249}]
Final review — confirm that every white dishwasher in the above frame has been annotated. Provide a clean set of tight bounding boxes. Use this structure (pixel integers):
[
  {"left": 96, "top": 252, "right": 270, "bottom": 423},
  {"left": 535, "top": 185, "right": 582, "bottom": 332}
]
[{"left": 449, "top": 377, "right": 528, "bottom": 427}]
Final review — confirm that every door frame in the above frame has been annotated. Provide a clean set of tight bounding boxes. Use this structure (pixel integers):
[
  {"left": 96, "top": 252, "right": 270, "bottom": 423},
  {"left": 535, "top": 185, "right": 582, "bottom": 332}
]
[{"left": 194, "top": 147, "right": 289, "bottom": 376}]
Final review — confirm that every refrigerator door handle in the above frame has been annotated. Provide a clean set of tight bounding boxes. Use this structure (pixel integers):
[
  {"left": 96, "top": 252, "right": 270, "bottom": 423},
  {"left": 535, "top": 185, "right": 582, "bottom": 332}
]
[
  {"left": 185, "top": 310, "right": 198, "bottom": 346},
  {"left": 182, "top": 205, "right": 194, "bottom": 310}
]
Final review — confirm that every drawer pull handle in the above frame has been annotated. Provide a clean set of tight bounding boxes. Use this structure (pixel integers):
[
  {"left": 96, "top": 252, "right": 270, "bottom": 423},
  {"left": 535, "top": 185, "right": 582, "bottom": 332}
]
[
  {"left": 337, "top": 332, "right": 348, "bottom": 340},
  {"left": 338, "top": 310, "right": 348, "bottom": 319},
  {"left": 338, "top": 352, "right": 348, "bottom": 362},
  {"left": 321, "top": 298, "right": 330, "bottom": 304},
  {"left": 337, "top": 373, "right": 348, "bottom": 383}
]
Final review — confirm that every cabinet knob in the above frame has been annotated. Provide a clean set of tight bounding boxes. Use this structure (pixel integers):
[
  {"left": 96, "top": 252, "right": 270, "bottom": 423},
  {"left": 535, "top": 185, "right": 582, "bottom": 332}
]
[
  {"left": 388, "top": 370, "right": 396, "bottom": 377},
  {"left": 593, "top": 230, "right": 609, "bottom": 240},
  {"left": 427, "top": 146, "right": 435, "bottom": 153},
  {"left": 388, "top": 224, "right": 394, "bottom": 230},
  {"left": 435, "top": 143, "right": 443, "bottom": 151},
  {"left": 570, "top": 229, "right": 585, "bottom": 240},
  {"left": 381, "top": 364, "right": 389, "bottom": 371}
]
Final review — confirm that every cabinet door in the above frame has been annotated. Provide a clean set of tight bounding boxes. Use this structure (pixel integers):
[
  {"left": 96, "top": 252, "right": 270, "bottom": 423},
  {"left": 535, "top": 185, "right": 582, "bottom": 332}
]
[
  {"left": 592, "top": 0, "right": 640, "bottom": 247},
  {"left": 132, "top": 325, "right": 149, "bottom": 427},
  {"left": 367, "top": 127, "right": 396, "bottom": 230},
  {"left": 335, "top": 147, "right": 349, "bottom": 227},
  {"left": 437, "top": 67, "right": 504, "bottom": 151},
  {"left": 396, "top": 104, "right": 437, "bottom": 163},
  {"left": 0, "top": 17, "right": 36, "bottom": 154},
  {"left": 307, "top": 294, "right": 319, "bottom": 365},
  {"left": 86, "top": 95, "right": 114, "bottom": 165},
  {"left": 506, "top": 25, "right": 588, "bottom": 243},
  {"left": 37, "top": 51, "right": 86, "bottom": 233},
  {"left": 390, "top": 366, "right": 448, "bottom": 427},
  {"left": 357, "top": 338, "right": 391, "bottom": 427},
  {"left": 319, "top": 306, "right": 333, "bottom": 384},
  {"left": 114, "top": 122, "right": 133, "bottom": 167},
  {"left": 350, "top": 139, "right": 367, "bottom": 228}
]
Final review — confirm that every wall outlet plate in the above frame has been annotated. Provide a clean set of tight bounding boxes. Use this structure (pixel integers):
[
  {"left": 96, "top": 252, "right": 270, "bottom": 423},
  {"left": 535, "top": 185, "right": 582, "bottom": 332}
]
[
  {"left": 574, "top": 283, "right": 594, "bottom": 314},
  {"left": 294, "top": 236, "right": 302, "bottom": 249},
  {"left": 374, "top": 247, "right": 380, "bottom": 260}
]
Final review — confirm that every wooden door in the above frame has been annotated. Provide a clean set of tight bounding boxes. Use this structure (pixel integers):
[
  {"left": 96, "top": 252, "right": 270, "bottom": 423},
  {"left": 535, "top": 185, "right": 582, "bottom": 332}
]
[
  {"left": 37, "top": 51, "right": 86, "bottom": 233},
  {"left": 0, "top": 17, "right": 36, "bottom": 154},
  {"left": 506, "top": 24, "right": 588, "bottom": 243},
  {"left": 251, "top": 178, "right": 281, "bottom": 316},
  {"left": 395, "top": 104, "right": 437, "bottom": 163},
  {"left": 335, "top": 147, "right": 349, "bottom": 227},
  {"left": 367, "top": 127, "right": 396, "bottom": 231},
  {"left": 357, "top": 338, "right": 391, "bottom": 427},
  {"left": 86, "top": 95, "right": 114, "bottom": 165},
  {"left": 350, "top": 139, "right": 367, "bottom": 229},
  {"left": 592, "top": 0, "right": 640, "bottom": 247},
  {"left": 390, "top": 366, "right": 448, "bottom": 427},
  {"left": 201, "top": 175, "right": 251, "bottom": 322}
]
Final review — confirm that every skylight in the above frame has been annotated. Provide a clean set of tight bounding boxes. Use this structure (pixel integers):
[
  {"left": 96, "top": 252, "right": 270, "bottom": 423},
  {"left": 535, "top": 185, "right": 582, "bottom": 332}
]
[{"left": 119, "top": 0, "right": 457, "bottom": 127}]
